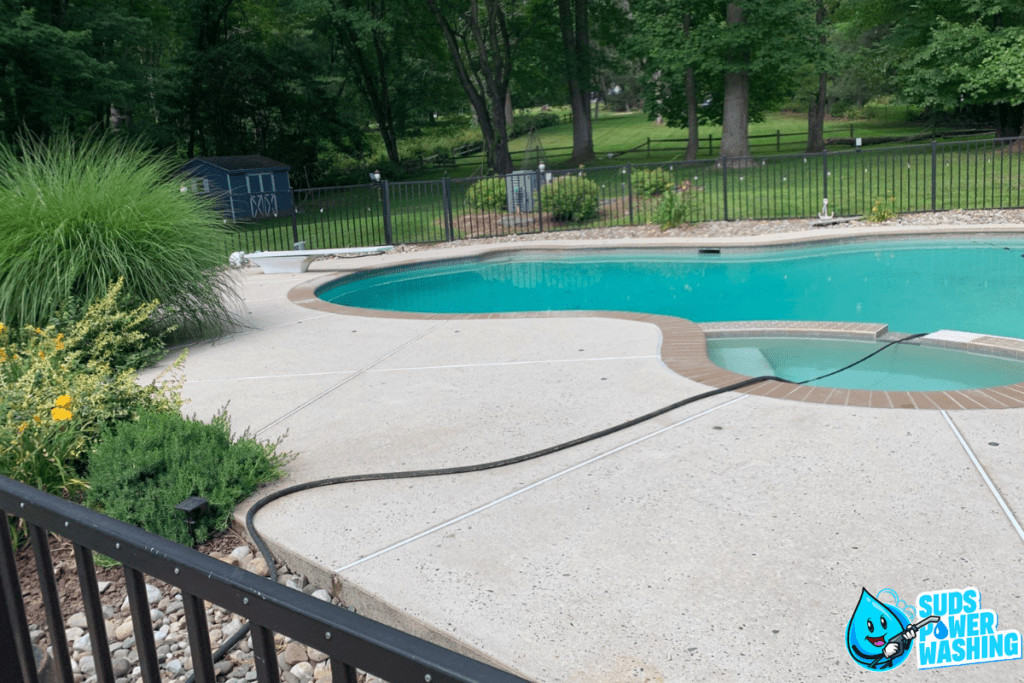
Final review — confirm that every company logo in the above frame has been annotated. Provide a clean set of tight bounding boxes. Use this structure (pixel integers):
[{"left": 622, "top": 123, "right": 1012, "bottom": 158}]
[
  {"left": 845, "top": 587, "right": 1021, "bottom": 672},
  {"left": 917, "top": 587, "right": 1021, "bottom": 669}
]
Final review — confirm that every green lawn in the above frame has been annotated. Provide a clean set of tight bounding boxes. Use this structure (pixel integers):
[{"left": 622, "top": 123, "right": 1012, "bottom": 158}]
[{"left": 408, "top": 108, "right": 983, "bottom": 181}]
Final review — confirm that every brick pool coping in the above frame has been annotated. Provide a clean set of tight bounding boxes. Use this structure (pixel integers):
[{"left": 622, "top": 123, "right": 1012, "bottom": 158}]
[{"left": 286, "top": 237, "right": 1024, "bottom": 411}]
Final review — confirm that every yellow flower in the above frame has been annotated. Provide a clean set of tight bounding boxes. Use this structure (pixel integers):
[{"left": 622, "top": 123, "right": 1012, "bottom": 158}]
[
  {"left": 17, "top": 422, "right": 27, "bottom": 434},
  {"left": 38, "top": 350, "right": 45, "bottom": 359},
  {"left": 51, "top": 407, "right": 73, "bottom": 421},
  {"left": 33, "top": 415, "right": 41, "bottom": 424},
  {"left": 35, "top": 327, "right": 42, "bottom": 334},
  {"left": 0, "top": 348, "right": 6, "bottom": 362},
  {"left": 55, "top": 334, "right": 64, "bottom": 351},
  {"left": 55, "top": 394, "right": 71, "bottom": 407},
  {"left": 0, "top": 322, "right": 5, "bottom": 334}
]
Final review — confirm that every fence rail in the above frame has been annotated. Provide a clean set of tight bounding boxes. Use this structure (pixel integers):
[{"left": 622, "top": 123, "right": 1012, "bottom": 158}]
[
  {"left": 0, "top": 475, "right": 530, "bottom": 683},
  {"left": 226, "top": 136, "right": 1024, "bottom": 254}
]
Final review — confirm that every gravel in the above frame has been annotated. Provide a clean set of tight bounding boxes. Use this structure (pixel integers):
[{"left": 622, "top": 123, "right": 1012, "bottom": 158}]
[
  {"left": 31, "top": 546, "right": 348, "bottom": 683},
  {"left": 384, "top": 208, "right": 1024, "bottom": 253}
]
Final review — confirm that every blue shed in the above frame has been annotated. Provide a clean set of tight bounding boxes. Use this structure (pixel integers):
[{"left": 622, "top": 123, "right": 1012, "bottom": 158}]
[{"left": 178, "top": 155, "right": 294, "bottom": 221}]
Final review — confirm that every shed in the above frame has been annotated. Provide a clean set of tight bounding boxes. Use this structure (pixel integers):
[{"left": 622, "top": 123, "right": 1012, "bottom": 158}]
[{"left": 178, "top": 155, "right": 293, "bottom": 221}]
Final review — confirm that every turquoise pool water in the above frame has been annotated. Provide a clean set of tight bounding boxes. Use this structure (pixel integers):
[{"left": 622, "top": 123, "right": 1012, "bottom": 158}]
[
  {"left": 318, "top": 238, "right": 1024, "bottom": 339},
  {"left": 707, "top": 337, "right": 1024, "bottom": 391}
]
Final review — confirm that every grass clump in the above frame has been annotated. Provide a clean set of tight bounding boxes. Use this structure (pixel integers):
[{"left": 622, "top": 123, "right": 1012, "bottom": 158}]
[
  {"left": 541, "top": 176, "right": 600, "bottom": 222},
  {"left": 87, "top": 408, "right": 291, "bottom": 547},
  {"left": 465, "top": 177, "right": 508, "bottom": 212},
  {"left": 0, "top": 130, "right": 239, "bottom": 341},
  {"left": 863, "top": 196, "right": 898, "bottom": 222}
]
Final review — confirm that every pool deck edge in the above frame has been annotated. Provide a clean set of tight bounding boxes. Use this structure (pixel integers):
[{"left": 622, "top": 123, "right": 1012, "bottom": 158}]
[{"left": 285, "top": 227, "right": 1024, "bottom": 411}]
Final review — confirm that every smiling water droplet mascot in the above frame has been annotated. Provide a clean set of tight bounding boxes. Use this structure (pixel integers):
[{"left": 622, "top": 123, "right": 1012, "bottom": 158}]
[{"left": 846, "top": 588, "right": 919, "bottom": 670}]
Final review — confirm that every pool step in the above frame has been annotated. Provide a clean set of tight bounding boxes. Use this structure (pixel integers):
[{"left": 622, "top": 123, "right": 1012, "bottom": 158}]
[{"left": 710, "top": 346, "right": 776, "bottom": 378}]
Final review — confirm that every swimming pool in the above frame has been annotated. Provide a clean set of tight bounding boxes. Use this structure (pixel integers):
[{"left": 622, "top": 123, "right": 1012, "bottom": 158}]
[
  {"left": 707, "top": 337, "right": 1024, "bottom": 391},
  {"left": 319, "top": 238, "right": 1024, "bottom": 338},
  {"left": 316, "top": 237, "right": 1024, "bottom": 391}
]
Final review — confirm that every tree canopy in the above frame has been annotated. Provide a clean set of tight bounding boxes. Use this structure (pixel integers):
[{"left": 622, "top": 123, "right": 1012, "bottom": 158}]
[{"left": 0, "top": 0, "right": 1020, "bottom": 179}]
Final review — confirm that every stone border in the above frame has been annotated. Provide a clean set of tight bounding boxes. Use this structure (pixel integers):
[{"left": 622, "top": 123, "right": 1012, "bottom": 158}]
[{"left": 286, "top": 238, "right": 1024, "bottom": 411}]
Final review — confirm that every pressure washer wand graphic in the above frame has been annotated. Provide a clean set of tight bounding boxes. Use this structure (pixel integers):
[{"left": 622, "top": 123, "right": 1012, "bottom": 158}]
[{"left": 880, "top": 615, "right": 942, "bottom": 661}]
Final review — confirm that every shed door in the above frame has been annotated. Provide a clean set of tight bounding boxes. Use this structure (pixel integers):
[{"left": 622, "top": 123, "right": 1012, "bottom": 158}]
[{"left": 246, "top": 173, "right": 278, "bottom": 217}]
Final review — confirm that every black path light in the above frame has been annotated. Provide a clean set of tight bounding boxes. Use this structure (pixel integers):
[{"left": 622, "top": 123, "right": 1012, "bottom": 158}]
[{"left": 175, "top": 496, "right": 209, "bottom": 547}]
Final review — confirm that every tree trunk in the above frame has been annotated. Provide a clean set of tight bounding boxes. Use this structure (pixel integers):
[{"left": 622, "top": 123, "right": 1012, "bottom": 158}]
[
  {"left": 557, "top": 0, "right": 594, "bottom": 164},
  {"left": 806, "top": 72, "right": 827, "bottom": 153},
  {"left": 805, "top": 1, "right": 827, "bottom": 153},
  {"left": 505, "top": 88, "right": 514, "bottom": 134},
  {"left": 996, "top": 103, "right": 1024, "bottom": 139},
  {"left": 720, "top": 3, "right": 751, "bottom": 160},
  {"left": 683, "top": 13, "right": 698, "bottom": 161}
]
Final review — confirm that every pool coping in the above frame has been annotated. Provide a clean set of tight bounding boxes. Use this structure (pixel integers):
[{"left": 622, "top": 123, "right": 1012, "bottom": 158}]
[{"left": 286, "top": 226, "right": 1024, "bottom": 411}]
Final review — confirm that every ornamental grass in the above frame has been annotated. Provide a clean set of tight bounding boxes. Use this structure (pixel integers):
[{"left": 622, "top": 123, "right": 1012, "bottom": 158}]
[{"left": 0, "top": 129, "right": 239, "bottom": 341}]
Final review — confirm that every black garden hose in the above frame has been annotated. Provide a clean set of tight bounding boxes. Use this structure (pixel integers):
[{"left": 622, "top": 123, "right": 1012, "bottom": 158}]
[{"left": 188, "top": 331, "right": 931, "bottom": 682}]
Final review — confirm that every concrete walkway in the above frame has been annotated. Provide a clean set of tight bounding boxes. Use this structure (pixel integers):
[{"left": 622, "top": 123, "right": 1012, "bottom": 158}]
[{"left": 141, "top": 232, "right": 1024, "bottom": 681}]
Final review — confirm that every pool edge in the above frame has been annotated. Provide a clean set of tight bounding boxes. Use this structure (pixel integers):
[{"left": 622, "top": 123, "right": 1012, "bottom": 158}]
[{"left": 285, "top": 231, "right": 1024, "bottom": 411}]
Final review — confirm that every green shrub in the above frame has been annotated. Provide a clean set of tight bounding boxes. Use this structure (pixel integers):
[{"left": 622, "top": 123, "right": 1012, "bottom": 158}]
[
  {"left": 632, "top": 168, "right": 675, "bottom": 199},
  {"left": 864, "top": 196, "right": 897, "bottom": 222},
  {"left": 0, "top": 129, "right": 240, "bottom": 341},
  {"left": 87, "top": 408, "right": 291, "bottom": 546},
  {"left": 654, "top": 185, "right": 700, "bottom": 229},
  {"left": 541, "top": 176, "right": 600, "bottom": 222},
  {"left": 465, "top": 177, "right": 508, "bottom": 212},
  {"left": 509, "top": 112, "right": 561, "bottom": 138},
  {"left": 49, "top": 278, "right": 171, "bottom": 370}
]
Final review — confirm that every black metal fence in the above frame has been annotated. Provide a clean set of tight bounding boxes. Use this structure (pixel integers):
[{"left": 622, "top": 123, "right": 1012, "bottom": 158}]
[
  {"left": 226, "top": 136, "right": 1024, "bottom": 254},
  {"left": 0, "top": 475, "right": 529, "bottom": 683}
]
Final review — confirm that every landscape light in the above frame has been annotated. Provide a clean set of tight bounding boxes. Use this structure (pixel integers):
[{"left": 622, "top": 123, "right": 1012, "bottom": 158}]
[{"left": 175, "top": 496, "right": 209, "bottom": 546}]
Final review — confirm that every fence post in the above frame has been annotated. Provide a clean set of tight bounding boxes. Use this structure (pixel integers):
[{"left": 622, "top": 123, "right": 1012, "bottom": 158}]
[
  {"left": 708, "top": 133, "right": 713, "bottom": 156},
  {"left": 647, "top": 138, "right": 651, "bottom": 159},
  {"left": 822, "top": 149, "right": 828, "bottom": 202},
  {"left": 441, "top": 177, "right": 454, "bottom": 242},
  {"left": 777, "top": 130, "right": 781, "bottom": 152},
  {"left": 0, "top": 515, "right": 31, "bottom": 683},
  {"left": 536, "top": 167, "right": 544, "bottom": 232},
  {"left": 627, "top": 163, "right": 634, "bottom": 225},
  {"left": 381, "top": 180, "right": 393, "bottom": 246},
  {"left": 931, "top": 140, "right": 937, "bottom": 212},
  {"left": 721, "top": 158, "right": 729, "bottom": 222},
  {"left": 850, "top": 123, "right": 854, "bottom": 139},
  {"left": 291, "top": 191, "right": 301, "bottom": 249}
]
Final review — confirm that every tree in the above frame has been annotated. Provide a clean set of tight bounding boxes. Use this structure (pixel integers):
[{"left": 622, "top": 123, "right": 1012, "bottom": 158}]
[
  {"left": 0, "top": 0, "right": 160, "bottom": 142},
  {"left": 630, "top": 0, "right": 720, "bottom": 160},
  {"left": 556, "top": 0, "right": 594, "bottom": 164},
  {"left": 805, "top": 0, "right": 835, "bottom": 153},
  {"left": 836, "top": 0, "right": 1024, "bottom": 136},
  {"left": 425, "top": 0, "right": 522, "bottom": 175},
  {"left": 717, "top": 0, "right": 816, "bottom": 161},
  {"left": 314, "top": 0, "right": 457, "bottom": 166},
  {"left": 167, "top": 0, "right": 367, "bottom": 175}
]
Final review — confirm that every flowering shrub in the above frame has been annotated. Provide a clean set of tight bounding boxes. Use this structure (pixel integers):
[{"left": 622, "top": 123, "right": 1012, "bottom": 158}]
[
  {"left": 864, "top": 196, "right": 897, "bottom": 222},
  {"left": 1, "top": 284, "right": 185, "bottom": 547},
  {"left": 654, "top": 182, "right": 701, "bottom": 229}
]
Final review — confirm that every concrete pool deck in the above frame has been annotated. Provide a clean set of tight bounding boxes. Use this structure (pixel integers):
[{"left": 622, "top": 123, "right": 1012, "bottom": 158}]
[{"left": 141, "top": 225, "right": 1024, "bottom": 681}]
